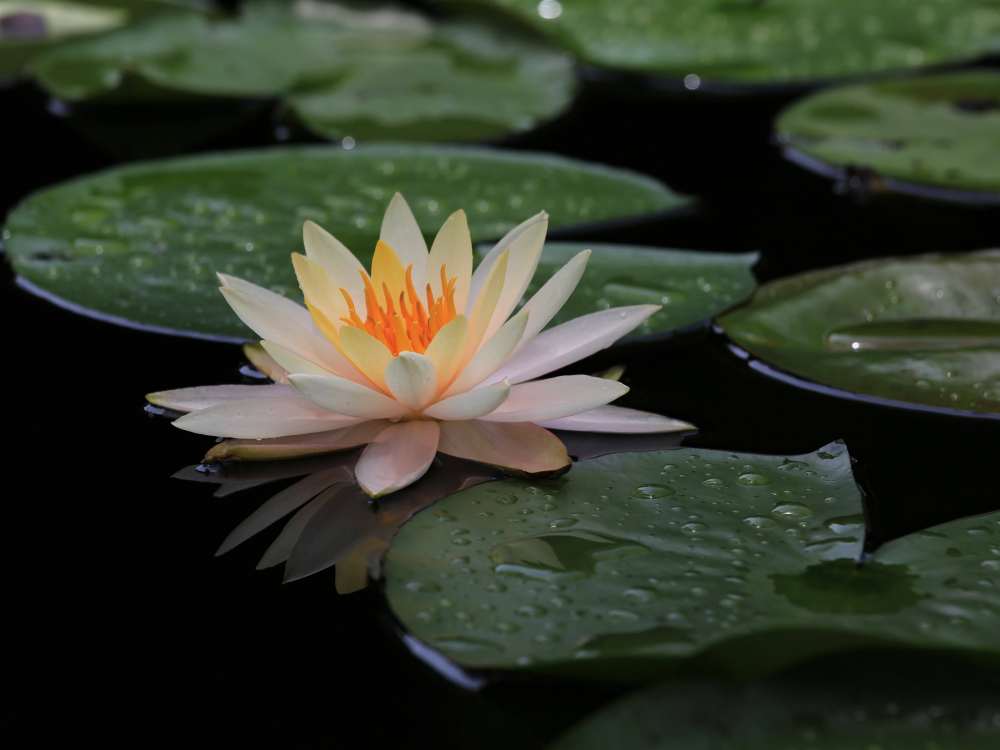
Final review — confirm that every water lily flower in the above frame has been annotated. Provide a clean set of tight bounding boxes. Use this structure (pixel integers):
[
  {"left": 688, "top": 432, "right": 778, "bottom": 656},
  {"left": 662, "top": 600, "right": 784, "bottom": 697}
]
[{"left": 149, "top": 195, "right": 693, "bottom": 497}]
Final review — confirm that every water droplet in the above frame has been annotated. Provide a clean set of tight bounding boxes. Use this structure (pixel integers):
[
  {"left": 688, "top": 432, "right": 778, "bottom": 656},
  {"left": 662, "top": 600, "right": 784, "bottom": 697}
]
[
  {"left": 682, "top": 522, "right": 709, "bottom": 533},
  {"left": 633, "top": 484, "right": 675, "bottom": 499},
  {"left": 736, "top": 473, "right": 772, "bottom": 486},
  {"left": 772, "top": 502, "right": 814, "bottom": 518},
  {"left": 702, "top": 478, "right": 727, "bottom": 487},
  {"left": 744, "top": 516, "right": 779, "bottom": 529}
]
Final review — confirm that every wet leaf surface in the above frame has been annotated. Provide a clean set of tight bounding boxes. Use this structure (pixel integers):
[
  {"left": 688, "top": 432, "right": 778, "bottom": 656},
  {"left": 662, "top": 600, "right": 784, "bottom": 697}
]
[
  {"left": 384, "top": 442, "right": 1000, "bottom": 681},
  {"left": 3, "top": 144, "right": 686, "bottom": 339},
  {"left": 438, "top": 0, "right": 1000, "bottom": 84},
  {"left": 549, "top": 657, "right": 1000, "bottom": 749},
  {"left": 777, "top": 71, "right": 1000, "bottom": 196},
  {"left": 718, "top": 251, "right": 1000, "bottom": 415}
]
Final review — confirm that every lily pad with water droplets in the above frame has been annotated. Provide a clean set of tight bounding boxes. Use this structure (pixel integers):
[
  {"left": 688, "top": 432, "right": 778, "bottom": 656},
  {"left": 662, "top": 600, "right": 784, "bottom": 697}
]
[
  {"left": 31, "top": 1, "right": 576, "bottom": 143},
  {"left": 436, "top": 0, "right": 1000, "bottom": 86},
  {"left": 3, "top": 144, "right": 687, "bottom": 340},
  {"left": 718, "top": 251, "right": 1000, "bottom": 416},
  {"left": 776, "top": 71, "right": 1000, "bottom": 201},
  {"left": 502, "top": 243, "right": 758, "bottom": 342},
  {"left": 383, "top": 441, "right": 1000, "bottom": 682},
  {"left": 549, "top": 664, "right": 1000, "bottom": 749}
]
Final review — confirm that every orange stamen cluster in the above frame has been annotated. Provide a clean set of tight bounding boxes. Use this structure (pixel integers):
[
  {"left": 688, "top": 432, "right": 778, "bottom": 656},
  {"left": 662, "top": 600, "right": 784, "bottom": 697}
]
[{"left": 340, "top": 264, "right": 458, "bottom": 355}]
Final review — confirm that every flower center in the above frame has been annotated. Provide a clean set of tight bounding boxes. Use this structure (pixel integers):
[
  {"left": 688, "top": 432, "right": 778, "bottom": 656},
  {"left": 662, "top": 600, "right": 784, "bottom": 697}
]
[{"left": 339, "top": 263, "right": 458, "bottom": 355}]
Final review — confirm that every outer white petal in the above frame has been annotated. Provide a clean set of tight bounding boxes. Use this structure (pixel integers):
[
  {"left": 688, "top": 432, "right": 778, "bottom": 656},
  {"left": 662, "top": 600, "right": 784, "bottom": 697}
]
[
  {"left": 480, "top": 218, "right": 548, "bottom": 343},
  {"left": 173, "top": 397, "right": 363, "bottom": 439},
  {"left": 488, "top": 305, "right": 659, "bottom": 385},
  {"left": 438, "top": 420, "right": 570, "bottom": 474},
  {"left": 479, "top": 375, "right": 628, "bottom": 423},
  {"left": 466, "top": 211, "right": 547, "bottom": 314},
  {"left": 302, "top": 220, "right": 366, "bottom": 305},
  {"left": 260, "top": 340, "right": 336, "bottom": 377},
  {"left": 443, "top": 310, "right": 528, "bottom": 398},
  {"left": 355, "top": 421, "right": 440, "bottom": 497},
  {"left": 147, "top": 383, "right": 296, "bottom": 413},
  {"left": 289, "top": 373, "right": 411, "bottom": 420},
  {"left": 423, "top": 381, "right": 510, "bottom": 421},
  {"left": 219, "top": 286, "right": 357, "bottom": 379},
  {"left": 534, "top": 405, "right": 695, "bottom": 433},
  {"left": 504, "top": 249, "right": 590, "bottom": 360},
  {"left": 384, "top": 352, "right": 438, "bottom": 410},
  {"left": 380, "top": 193, "right": 428, "bottom": 290},
  {"left": 218, "top": 273, "right": 314, "bottom": 323},
  {"left": 205, "top": 420, "right": 391, "bottom": 461}
]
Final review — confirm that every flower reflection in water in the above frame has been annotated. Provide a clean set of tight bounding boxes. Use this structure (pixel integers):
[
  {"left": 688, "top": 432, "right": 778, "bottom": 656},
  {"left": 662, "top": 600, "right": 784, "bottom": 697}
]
[{"left": 172, "top": 428, "right": 691, "bottom": 592}]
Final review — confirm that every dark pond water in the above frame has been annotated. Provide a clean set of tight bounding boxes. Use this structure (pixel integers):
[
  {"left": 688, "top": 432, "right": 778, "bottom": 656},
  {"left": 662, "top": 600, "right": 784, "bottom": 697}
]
[{"left": 5, "top": 48, "right": 999, "bottom": 747}]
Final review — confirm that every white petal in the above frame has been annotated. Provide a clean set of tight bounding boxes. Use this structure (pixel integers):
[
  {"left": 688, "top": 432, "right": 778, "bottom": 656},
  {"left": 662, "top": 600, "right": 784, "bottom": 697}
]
[
  {"left": 479, "top": 375, "right": 628, "bottom": 423},
  {"left": 218, "top": 273, "right": 314, "bottom": 324},
  {"left": 243, "top": 342, "right": 289, "bottom": 383},
  {"left": 381, "top": 193, "right": 428, "bottom": 290},
  {"left": 173, "top": 397, "right": 363, "bottom": 438},
  {"left": 260, "top": 340, "right": 336, "bottom": 377},
  {"left": 384, "top": 352, "right": 438, "bottom": 410},
  {"left": 355, "top": 421, "right": 440, "bottom": 497},
  {"left": 423, "top": 381, "right": 510, "bottom": 420},
  {"left": 466, "top": 211, "right": 547, "bottom": 314},
  {"left": 302, "top": 220, "right": 366, "bottom": 305},
  {"left": 489, "top": 305, "right": 659, "bottom": 385},
  {"left": 534, "top": 405, "right": 695, "bottom": 433},
  {"left": 504, "top": 249, "right": 590, "bottom": 360},
  {"left": 438, "top": 420, "right": 570, "bottom": 474},
  {"left": 481, "top": 218, "right": 548, "bottom": 343},
  {"left": 443, "top": 310, "right": 528, "bottom": 397},
  {"left": 147, "top": 383, "right": 296, "bottom": 413},
  {"left": 426, "top": 209, "right": 473, "bottom": 314},
  {"left": 289, "top": 373, "right": 411, "bottom": 420},
  {"left": 219, "top": 286, "right": 357, "bottom": 379}
]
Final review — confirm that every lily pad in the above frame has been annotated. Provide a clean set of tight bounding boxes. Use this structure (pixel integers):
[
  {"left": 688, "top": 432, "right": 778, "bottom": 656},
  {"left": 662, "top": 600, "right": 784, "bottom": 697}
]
[
  {"left": 383, "top": 442, "right": 1000, "bottom": 682},
  {"left": 717, "top": 251, "right": 1000, "bottom": 416},
  {"left": 3, "top": 144, "right": 686, "bottom": 340},
  {"left": 550, "top": 668, "right": 1000, "bottom": 749},
  {"left": 0, "top": 0, "right": 198, "bottom": 80},
  {"left": 776, "top": 71, "right": 1000, "bottom": 201},
  {"left": 31, "top": 0, "right": 576, "bottom": 142},
  {"left": 502, "top": 243, "right": 757, "bottom": 341},
  {"left": 438, "top": 0, "right": 1000, "bottom": 85}
]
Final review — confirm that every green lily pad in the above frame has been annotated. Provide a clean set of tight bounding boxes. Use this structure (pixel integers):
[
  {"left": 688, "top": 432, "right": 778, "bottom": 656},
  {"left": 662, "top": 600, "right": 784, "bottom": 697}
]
[
  {"left": 501, "top": 243, "right": 757, "bottom": 341},
  {"left": 31, "top": 1, "right": 576, "bottom": 142},
  {"left": 383, "top": 442, "right": 1000, "bottom": 682},
  {"left": 717, "top": 251, "right": 1000, "bottom": 416},
  {"left": 3, "top": 144, "right": 687, "bottom": 340},
  {"left": 549, "top": 668, "right": 1000, "bottom": 749},
  {"left": 437, "top": 0, "right": 1000, "bottom": 84},
  {"left": 776, "top": 71, "right": 1000, "bottom": 200},
  {"left": 0, "top": 0, "right": 199, "bottom": 80}
]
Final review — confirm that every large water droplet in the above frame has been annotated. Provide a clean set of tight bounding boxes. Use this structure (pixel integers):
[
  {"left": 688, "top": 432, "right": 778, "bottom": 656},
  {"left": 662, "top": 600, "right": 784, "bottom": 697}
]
[{"left": 633, "top": 484, "right": 675, "bottom": 499}]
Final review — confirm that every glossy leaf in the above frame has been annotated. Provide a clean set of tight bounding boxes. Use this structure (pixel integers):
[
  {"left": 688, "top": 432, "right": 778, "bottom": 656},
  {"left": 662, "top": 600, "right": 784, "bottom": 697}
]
[
  {"left": 777, "top": 71, "right": 1000, "bottom": 197},
  {"left": 507, "top": 243, "right": 757, "bottom": 341},
  {"left": 384, "top": 442, "right": 1000, "bottom": 681},
  {"left": 31, "top": 1, "right": 576, "bottom": 142},
  {"left": 439, "top": 0, "right": 1000, "bottom": 84},
  {"left": 3, "top": 144, "right": 685, "bottom": 340},
  {"left": 718, "top": 251, "right": 1000, "bottom": 415},
  {"left": 550, "top": 666, "right": 1000, "bottom": 749}
]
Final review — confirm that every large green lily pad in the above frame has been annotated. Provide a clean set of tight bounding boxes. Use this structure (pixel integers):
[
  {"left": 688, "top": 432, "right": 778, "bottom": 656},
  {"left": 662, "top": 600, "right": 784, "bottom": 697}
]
[
  {"left": 776, "top": 71, "right": 1000, "bottom": 198},
  {"left": 31, "top": 0, "right": 576, "bottom": 143},
  {"left": 550, "top": 668, "right": 1000, "bottom": 749},
  {"left": 718, "top": 251, "right": 1000, "bottom": 416},
  {"left": 3, "top": 145, "right": 686, "bottom": 340},
  {"left": 384, "top": 442, "right": 1000, "bottom": 682},
  {"left": 437, "top": 0, "right": 1000, "bottom": 84},
  {"left": 503, "top": 243, "right": 757, "bottom": 341}
]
